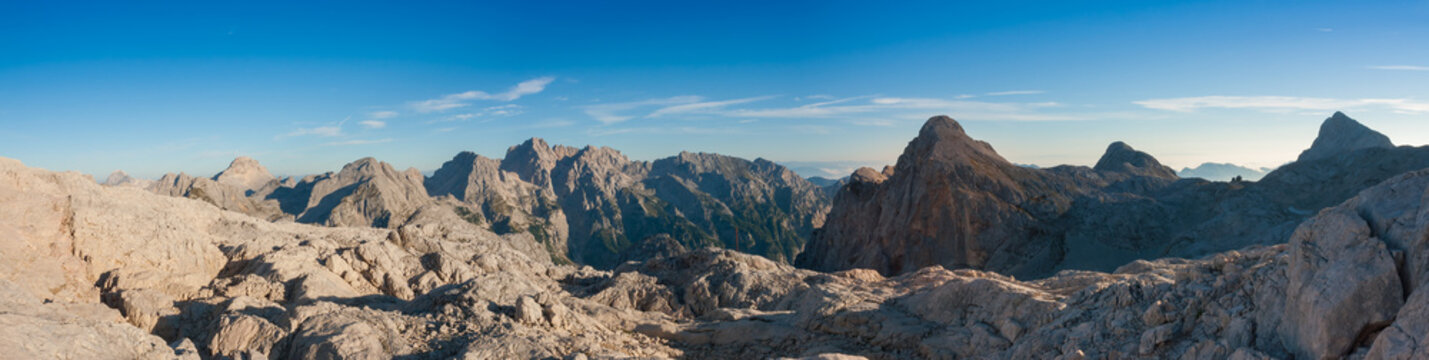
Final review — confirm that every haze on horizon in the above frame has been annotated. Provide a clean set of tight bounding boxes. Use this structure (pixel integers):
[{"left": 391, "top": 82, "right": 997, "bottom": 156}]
[{"left": 2, "top": 1, "right": 1428, "bottom": 180}]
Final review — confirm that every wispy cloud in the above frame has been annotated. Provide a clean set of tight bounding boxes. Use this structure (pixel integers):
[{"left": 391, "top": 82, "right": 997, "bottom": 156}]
[
  {"left": 323, "top": 138, "right": 392, "bottom": 146},
  {"left": 1134, "top": 95, "right": 1429, "bottom": 113},
  {"left": 278, "top": 119, "right": 346, "bottom": 139},
  {"left": 282, "top": 126, "right": 342, "bottom": 137},
  {"left": 581, "top": 96, "right": 702, "bottom": 124},
  {"left": 410, "top": 76, "right": 555, "bottom": 113},
  {"left": 647, "top": 95, "right": 776, "bottom": 118},
  {"left": 483, "top": 104, "right": 523, "bottom": 116},
  {"left": 584, "top": 93, "right": 1108, "bottom": 126},
  {"left": 531, "top": 119, "right": 575, "bottom": 128},
  {"left": 587, "top": 126, "right": 741, "bottom": 136},
  {"left": 847, "top": 118, "right": 895, "bottom": 127},
  {"left": 359, "top": 120, "right": 386, "bottom": 129},
  {"left": 789, "top": 125, "right": 832, "bottom": 134},
  {"left": 723, "top": 96, "right": 1086, "bottom": 121},
  {"left": 985, "top": 90, "right": 1045, "bottom": 96},
  {"left": 369, "top": 110, "right": 399, "bottom": 119},
  {"left": 1369, "top": 65, "right": 1429, "bottom": 71}
]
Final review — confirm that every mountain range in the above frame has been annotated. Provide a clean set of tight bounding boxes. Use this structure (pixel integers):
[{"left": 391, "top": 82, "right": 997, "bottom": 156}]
[
  {"left": 803, "top": 111, "right": 1429, "bottom": 279},
  {"left": 121, "top": 138, "right": 831, "bottom": 269},
  {"left": 1178, "top": 163, "right": 1273, "bottom": 181},
  {"left": 6, "top": 111, "right": 1429, "bottom": 359}
]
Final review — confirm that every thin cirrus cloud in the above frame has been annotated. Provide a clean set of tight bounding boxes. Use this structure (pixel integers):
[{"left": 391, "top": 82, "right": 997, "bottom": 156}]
[
  {"left": 1369, "top": 65, "right": 1429, "bottom": 71},
  {"left": 277, "top": 125, "right": 342, "bottom": 139},
  {"left": 410, "top": 76, "right": 555, "bottom": 113},
  {"left": 359, "top": 120, "right": 386, "bottom": 129},
  {"left": 723, "top": 96, "right": 1081, "bottom": 121},
  {"left": 984, "top": 90, "right": 1045, "bottom": 96},
  {"left": 646, "top": 95, "right": 777, "bottom": 118},
  {"left": 586, "top": 126, "right": 743, "bottom": 136},
  {"left": 323, "top": 138, "right": 393, "bottom": 146},
  {"left": 582, "top": 94, "right": 1098, "bottom": 125},
  {"left": 425, "top": 105, "right": 525, "bottom": 124},
  {"left": 369, "top": 110, "right": 399, "bottom": 119},
  {"left": 1134, "top": 95, "right": 1429, "bottom": 113},
  {"left": 581, "top": 96, "right": 703, "bottom": 124}
]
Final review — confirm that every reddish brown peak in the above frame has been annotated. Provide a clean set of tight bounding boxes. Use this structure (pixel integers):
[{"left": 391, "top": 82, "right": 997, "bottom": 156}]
[
  {"left": 850, "top": 167, "right": 888, "bottom": 184},
  {"left": 901, "top": 115, "right": 1009, "bottom": 166},
  {"left": 917, "top": 115, "right": 969, "bottom": 142}
]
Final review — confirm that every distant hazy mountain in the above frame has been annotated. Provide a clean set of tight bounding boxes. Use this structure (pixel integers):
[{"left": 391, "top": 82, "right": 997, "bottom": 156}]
[
  {"left": 805, "top": 176, "right": 842, "bottom": 187},
  {"left": 778, "top": 160, "right": 886, "bottom": 180},
  {"left": 1178, "top": 162, "right": 1273, "bottom": 181},
  {"left": 806, "top": 176, "right": 849, "bottom": 198}
]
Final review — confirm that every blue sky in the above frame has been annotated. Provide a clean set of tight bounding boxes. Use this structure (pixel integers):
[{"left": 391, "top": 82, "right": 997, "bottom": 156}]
[{"left": 2, "top": 1, "right": 1428, "bottom": 179}]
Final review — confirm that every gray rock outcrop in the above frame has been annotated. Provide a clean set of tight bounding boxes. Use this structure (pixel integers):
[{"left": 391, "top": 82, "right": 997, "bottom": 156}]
[
  {"left": 1093, "top": 141, "right": 1178, "bottom": 180},
  {"left": 1297, "top": 111, "right": 1393, "bottom": 162}
]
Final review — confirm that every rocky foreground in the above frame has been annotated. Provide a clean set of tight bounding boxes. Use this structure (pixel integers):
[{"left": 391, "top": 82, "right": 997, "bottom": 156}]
[{"left": 4, "top": 113, "right": 1429, "bottom": 359}]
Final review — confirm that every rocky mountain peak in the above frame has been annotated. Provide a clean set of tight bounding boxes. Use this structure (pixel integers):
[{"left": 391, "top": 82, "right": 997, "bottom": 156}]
[
  {"left": 901, "top": 115, "right": 1009, "bottom": 166},
  {"left": 1297, "top": 111, "right": 1394, "bottom": 162},
  {"left": 1093, "top": 141, "right": 1178, "bottom": 179},
  {"left": 339, "top": 157, "right": 386, "bottom": 176},
  {"left": 102, "top": 170, "right": 134, "bottom": 185},
  {"left": 917, "top": 115, "right": 970, "bottom": 142},
  {"left": 212, "top": 156, "right": 275, "bottom": 192},
  {"left": 502, "top": 138, "right": 575, "bottom": 186},
  {"left": 849, "top": 167, "right": 888, "bottom": 184}
]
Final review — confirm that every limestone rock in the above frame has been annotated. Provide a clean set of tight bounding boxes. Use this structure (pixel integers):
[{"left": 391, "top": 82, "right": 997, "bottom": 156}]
[
  {"left": 102, "top": 288, "right": 180, "bottom": 338},
  {"left": 287, "top": 157, "right": 433, "bottom": 228},
  {"left": 1282, "top": 208, "right": 1403, "bottom": 359},
  {"left": 208, "top": 313, "right": 288, "bottom": 358},
  {"left": 213, "top": 156, "right": 277, "bottom": 193},
  {"left": 150, "top": 172, "right": 289, "bottom": 221},
  {"left": 0, "top": 279, "right": 178, "bottom": 359}
]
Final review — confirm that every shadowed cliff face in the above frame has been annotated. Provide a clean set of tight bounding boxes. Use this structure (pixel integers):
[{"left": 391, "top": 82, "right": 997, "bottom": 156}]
[{"left": 801, "top": 112, "right": 1429, "bottom": 279}]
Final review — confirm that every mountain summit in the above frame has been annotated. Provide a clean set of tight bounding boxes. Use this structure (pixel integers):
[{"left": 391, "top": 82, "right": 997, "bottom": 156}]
[
  {"left": 1296, "top": 111, "right": 1393, "bottom": 162},
  {"left": 903, "top": 115, "right": 1010, "bottom": 166},
  {"left": 1093, "top": 141, "right": 1178, "bottom": 180},
  {"left": 212, "top": 156, "right": 276, "bottom": 192}
]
